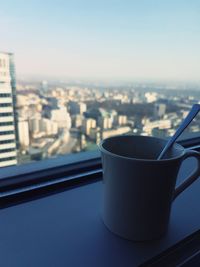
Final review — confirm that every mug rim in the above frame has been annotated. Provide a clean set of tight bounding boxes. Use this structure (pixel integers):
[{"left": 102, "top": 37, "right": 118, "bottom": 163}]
[{"left": 99, "top": 135, "right": 185, "bottom": 162}]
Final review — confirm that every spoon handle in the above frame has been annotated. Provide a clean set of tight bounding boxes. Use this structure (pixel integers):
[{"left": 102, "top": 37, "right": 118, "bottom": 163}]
[{"left": 157, "top": 104, "right": 200, "bottom": 160}]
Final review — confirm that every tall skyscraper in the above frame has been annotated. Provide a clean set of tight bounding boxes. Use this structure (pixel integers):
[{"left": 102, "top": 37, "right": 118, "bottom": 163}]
[
  {"left": 0, "top": 52, "right": 17, "bottom": 167},
  {"left": 154, "top": 103, "right": 166, "bottom": 119}
]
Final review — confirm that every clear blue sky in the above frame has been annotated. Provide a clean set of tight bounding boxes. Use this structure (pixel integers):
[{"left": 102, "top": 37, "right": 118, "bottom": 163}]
[{"left": 1, "top": 0, "right": 200, "bottom": 81}]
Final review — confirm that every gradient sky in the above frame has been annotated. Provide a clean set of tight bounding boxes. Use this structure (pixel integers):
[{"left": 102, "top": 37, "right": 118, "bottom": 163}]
[{"left": 1, "top": 0, "right": 200, "bottom": 81}]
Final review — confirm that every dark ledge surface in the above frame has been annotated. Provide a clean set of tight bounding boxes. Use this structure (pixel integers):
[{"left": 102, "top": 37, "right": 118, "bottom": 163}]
[{"left": 0, "top": 158, "right": 200, "bottom": 267}]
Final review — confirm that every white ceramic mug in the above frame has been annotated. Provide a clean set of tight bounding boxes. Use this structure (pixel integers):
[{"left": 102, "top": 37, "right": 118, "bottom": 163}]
[{"left": 99, "top": 135, "right": 200, "bottom": 241}]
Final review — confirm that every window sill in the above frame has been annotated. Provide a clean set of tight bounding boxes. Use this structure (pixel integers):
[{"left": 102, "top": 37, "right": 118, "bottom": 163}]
[
  {"left": 1, "top": 157, "right": 200, "bottom": 266},
  {"left": 0, "top": 150, "right": 101, "bottom": 195}
]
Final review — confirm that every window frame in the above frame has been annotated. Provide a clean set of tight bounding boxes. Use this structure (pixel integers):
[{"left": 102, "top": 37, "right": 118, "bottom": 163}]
[
  {"left": 0, "top": 150, "right": 102, "bottom": 205},
  {"left": 1, "top": 136, "right": 200, "bottom": 207}
]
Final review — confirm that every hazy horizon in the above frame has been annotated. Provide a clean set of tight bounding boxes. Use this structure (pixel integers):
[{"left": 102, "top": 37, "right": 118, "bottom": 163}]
[
  {"left": 1, "top": 0, "right": 200, "bottom": 81},
  {"left": 16, "top": 73, "right": 200, "bottom": 84},
  {"left": 16, "top": 74, "right": 200, "bottom": 90}
]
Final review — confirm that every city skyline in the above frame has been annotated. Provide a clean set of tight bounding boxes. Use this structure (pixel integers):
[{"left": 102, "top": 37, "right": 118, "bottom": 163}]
[
  {"left": 1, "top": 50, "right": 200, "bottom": 168},
  {"left": 1, "top": 0, "right": 200, "bottom": 81}
]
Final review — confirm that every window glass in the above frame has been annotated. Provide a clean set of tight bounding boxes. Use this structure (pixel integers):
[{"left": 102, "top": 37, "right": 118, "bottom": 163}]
[{"left": 0, "top": 1, "right": 200, "bottom": 168}]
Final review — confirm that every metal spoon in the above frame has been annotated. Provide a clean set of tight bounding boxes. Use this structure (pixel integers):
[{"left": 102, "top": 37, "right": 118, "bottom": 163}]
[{"left": 157, "top": 104, "right": 200, "bottom": 160}]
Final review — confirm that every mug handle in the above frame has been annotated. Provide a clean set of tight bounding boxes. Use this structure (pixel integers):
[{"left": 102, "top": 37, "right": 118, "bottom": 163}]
[{"left": 173, "top": 150, "right": 200, "bottom": 200}]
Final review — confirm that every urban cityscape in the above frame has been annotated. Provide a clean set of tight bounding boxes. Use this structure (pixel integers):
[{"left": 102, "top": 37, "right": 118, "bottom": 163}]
[{"left": 0, "top": 51, "right": 200, "bottom": 168}]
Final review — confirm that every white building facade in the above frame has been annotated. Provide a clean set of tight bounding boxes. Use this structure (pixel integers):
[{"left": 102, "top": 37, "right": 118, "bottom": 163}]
[
  {"left": 18, "top": 120, "right": 30, "bottom": 148},
  {"left": 0, "top": 52, "right": 17, "bottom": 167}
]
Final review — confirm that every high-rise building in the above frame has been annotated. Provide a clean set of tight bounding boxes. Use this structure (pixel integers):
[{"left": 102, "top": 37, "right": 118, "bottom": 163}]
[
  {"left": 154, "top": 103, "right": 166, "bottom": 118},
  {"left": 0, "top": 52, "right": 17, "bottom": 167},
  {"left": 82, "top": 118, "right": 96, "bottom": 135},
  {"left": 18, "top": 120, "right": 30, "bottom": 148},
  {"left": 69, "top": 101, "right": 87, "bottom": 115},
  {"left": 51, "top": 107, "right": 71, "bottom": 130},
  {"left": 98, "top": 117, "right": 112, "bottom": 129},
  {"left": 9, "top": 53, "right": 19, "bottom": 147}
]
